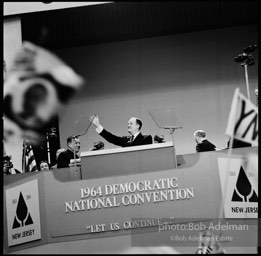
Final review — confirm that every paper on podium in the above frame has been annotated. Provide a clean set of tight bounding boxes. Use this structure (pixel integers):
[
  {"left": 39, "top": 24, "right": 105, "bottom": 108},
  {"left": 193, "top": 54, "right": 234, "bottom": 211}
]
[
  {"left": 149, "top": 109, "right": 182, "bottom": 129},
  {"left": 71, "top": 116, "right": 92, "bottom": 137}
]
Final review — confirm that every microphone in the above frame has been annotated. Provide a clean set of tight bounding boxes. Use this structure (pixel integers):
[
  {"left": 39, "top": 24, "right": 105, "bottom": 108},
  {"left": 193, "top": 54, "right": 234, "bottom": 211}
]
[
  {"left": 45, "top": 127, "right": 57, "bottom": 137},
  {"left": 90, "top": 141, "right": 104, "bottom": 151},
  {"left": 49, "top": 127, "right": 57, "bottom": 137},
  {"left": 154, "top": 134, "right": 165, "bottom": 143}
]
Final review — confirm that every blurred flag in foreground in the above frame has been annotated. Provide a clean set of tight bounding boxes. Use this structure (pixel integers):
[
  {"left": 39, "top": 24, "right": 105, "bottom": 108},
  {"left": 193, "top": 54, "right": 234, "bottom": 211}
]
[
  {"left": 226, "top": 88, "right": 258, "bottom": 145},
  {"left": 121, "top": 246, "right": 179, "bottom": 254},
  {"left": 196, "top": 230, "right": 226, "bottom": 254},
  {"left": 4, "top": 41, "right": 84, "bottom": 145},
  {"left": 22, "top": 140, "right": 38, "bottom": 173}
]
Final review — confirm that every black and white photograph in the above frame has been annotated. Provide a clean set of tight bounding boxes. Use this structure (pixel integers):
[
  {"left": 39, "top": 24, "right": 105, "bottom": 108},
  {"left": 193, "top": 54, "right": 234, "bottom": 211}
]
[{"left": 3, "top": 1, "right": 258, "bottom": 254}]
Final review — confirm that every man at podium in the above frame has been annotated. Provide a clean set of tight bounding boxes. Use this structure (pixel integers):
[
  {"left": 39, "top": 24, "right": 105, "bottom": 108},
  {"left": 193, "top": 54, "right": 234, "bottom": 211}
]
[{"left": 89, "top": 115, "right": 152, "bottom": 147}]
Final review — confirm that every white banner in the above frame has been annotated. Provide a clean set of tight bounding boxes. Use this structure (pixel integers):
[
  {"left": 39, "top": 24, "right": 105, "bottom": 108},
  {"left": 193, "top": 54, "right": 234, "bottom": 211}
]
[
  {"left": 6, "top": 179, "right": 41, "bottom": 246},
  {"left": 217, "top": 157, "right": 258, "bottom": 218},
  {"left": 226, "top": 88, "right": 258, "bottom": 145}
]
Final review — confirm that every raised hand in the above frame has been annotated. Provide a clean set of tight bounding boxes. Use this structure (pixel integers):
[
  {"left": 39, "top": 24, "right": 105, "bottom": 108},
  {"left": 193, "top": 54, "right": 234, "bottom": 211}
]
[{"left": 89, "top": 115, "right": 100, "bottom": 128}]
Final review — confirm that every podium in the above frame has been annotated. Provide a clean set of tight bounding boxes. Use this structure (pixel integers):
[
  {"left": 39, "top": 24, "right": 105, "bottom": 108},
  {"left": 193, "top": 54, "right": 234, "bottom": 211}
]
[{"left": 149, "top": 109, "right": 182, "bottom": 168}]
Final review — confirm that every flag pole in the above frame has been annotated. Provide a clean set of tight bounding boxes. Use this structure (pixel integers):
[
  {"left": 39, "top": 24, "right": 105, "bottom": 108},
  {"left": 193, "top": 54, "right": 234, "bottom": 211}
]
[
  {"left": 217, "top": 88, "right": 240, "bottom": 237},
  {"left": 218, "top": 133, "right": 234, "bottom": 220},
  {"left": 74, "top": 141, "right": 76, "bottom": 169}
]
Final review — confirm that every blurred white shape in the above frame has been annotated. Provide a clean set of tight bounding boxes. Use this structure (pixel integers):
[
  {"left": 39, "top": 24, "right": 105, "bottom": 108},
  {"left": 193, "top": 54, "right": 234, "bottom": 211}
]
[
  {"left": 4, "top": 41, "right": 84, "bottom": 145},
  {"left": 120, "top": 246, "right": 179, "bottom": 254}
]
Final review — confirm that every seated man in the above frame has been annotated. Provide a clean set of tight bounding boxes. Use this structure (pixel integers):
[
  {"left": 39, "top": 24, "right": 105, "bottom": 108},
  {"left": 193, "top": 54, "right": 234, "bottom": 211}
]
[
  {"left": 194, "top": 130, "right": 216, "bottom": 152},
  {"left": 50, "top": 148, "right": 66, "bottom": 169},
  {"left": 57, "top": 136, "right": 80, "bottom": 168},
  {"left": 89, "top": 115, "right": 152, "bottom": 147}
]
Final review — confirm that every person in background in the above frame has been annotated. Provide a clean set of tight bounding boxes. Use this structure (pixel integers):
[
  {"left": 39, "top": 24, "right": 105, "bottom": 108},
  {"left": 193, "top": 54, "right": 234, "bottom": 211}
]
[
  {"left": 3, "top": 155, "right": 21, "bottom": 175},
  {"left": 39, "top": 160, "right": 50, "bottom": 171},
  {"left": 3, "top": 143, "right": 21, "bottom": 175},
  {"left": 57, "top": 136, "right": 80, "bottom": 168},
  {"left": 90, "top": 141, "right": 105, "bottom": 151},
  {"left": 56, "top": 148, "right": 66, "bottom": 159},
  {"left": 3, "top": 155, "right": 14, "bottom": 175},
  {"left": 194, "top": 130, "right": 216, "bottom": 152},
  {"left": 89, "top": 115, "right": 153, "bottom": 147},
  {"left": 50, "top": 148, "right": 66, "bottom": 169}
]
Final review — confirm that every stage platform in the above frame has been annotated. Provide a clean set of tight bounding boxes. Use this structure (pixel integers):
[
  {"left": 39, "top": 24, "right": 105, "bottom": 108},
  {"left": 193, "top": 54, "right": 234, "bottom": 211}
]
[{"left": 4, "top": 144, "right": 258, "bottom": 254}]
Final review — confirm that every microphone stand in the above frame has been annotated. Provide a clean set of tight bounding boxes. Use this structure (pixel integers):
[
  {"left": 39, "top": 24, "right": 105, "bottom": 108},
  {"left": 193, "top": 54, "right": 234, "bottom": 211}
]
[
  {"left": 71, "top": 136, "right": 81, "bottom": 180},
  {"left": 46, "top": 133, "right": 51, "bottom": 165},
  {"left": 243, "top": 63, "right": 250, "bottom": 100},
  {"left": 73, "top": 140, "right": 76, "bottom": 169},
  {"left": 46, "top": 127, "right": 57, "bottom": 166}
]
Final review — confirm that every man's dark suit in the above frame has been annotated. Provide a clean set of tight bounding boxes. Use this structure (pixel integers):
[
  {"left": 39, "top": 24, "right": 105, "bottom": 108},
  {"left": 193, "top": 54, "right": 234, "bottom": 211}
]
[
  {"left": 196, "top": 139, "right": 216, "bottom": 152},
  {"left": 57, "top": 149, "right": 79, "bottom": 168},
  {"left": 100, "top": 129, "right": 152, "bottom": 147}
]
